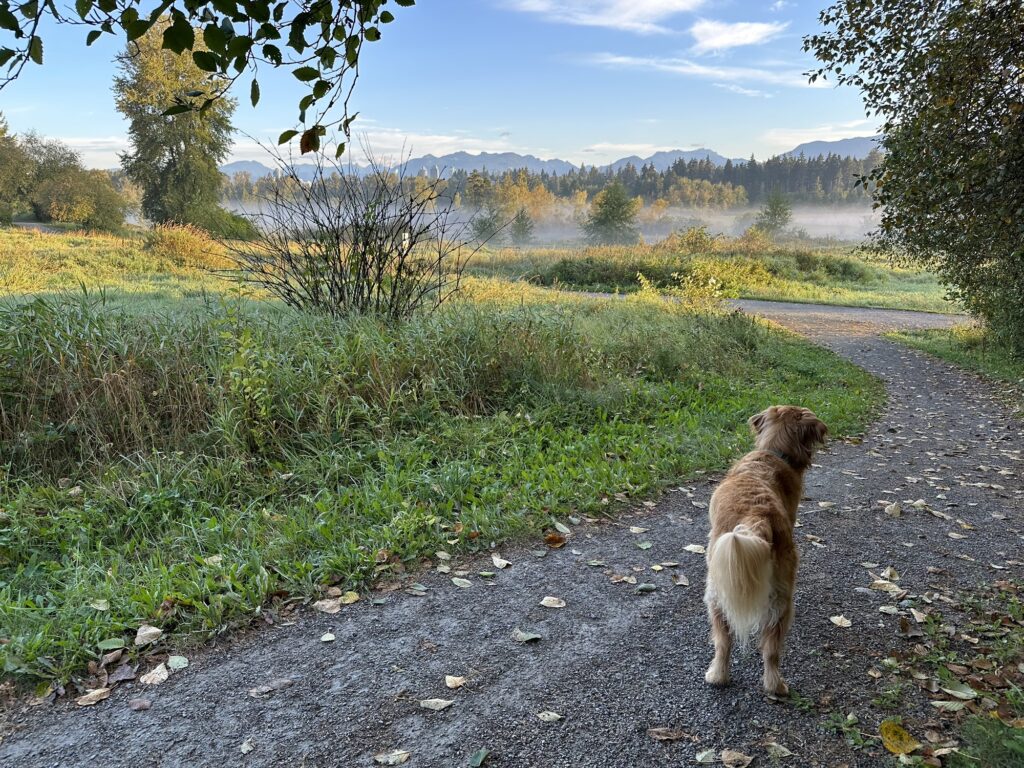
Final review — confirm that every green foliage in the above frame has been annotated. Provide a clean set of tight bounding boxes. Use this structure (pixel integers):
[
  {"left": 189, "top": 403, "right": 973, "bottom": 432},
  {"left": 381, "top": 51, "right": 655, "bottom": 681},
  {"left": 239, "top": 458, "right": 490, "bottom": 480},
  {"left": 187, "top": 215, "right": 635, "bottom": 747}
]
[
  {"left": 584, "top": 182, "right": 640, "bottom": 245},
  {"left": 0, "top": 113, "right": 30, "bottom": 223},
  {"left": 32, "top": 169, "right": 127, "bottom": 231},
  {"left": 755, "top": 190, "right": 793, "bottom": 235},
  {"left": 509, "top": 207, "right": 534, "bottom": 246},
  {"left": 145, "top": 223, "right": 232, "bottom": 270},
  {"left": 470, "top": 204, "right": 505, "bottom": 244},
  {"left": 0, "top": 1, "right": 415, "bottom": 156},
  {"left": 806, "top": 0, "right": 1024, "bottom": 353},
  {"left": 0, "top": 282, "right": 882, "bottom": 681},
  {"left": 115, "top": 20, "right": 235, "bottom": 228}
]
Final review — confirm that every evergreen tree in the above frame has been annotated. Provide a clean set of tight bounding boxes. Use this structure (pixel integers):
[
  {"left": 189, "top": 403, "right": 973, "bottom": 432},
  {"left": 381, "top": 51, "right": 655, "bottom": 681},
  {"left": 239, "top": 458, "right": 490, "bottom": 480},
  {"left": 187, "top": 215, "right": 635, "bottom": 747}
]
[
  {"left": 509, "top": 207, "right": 534, "bottom": 246},
  {"left": 583, "top": 182, "right": 640, "bottom": 245},
  {"left": 755, "top": 190, "right": 792, "bottom": 235}
]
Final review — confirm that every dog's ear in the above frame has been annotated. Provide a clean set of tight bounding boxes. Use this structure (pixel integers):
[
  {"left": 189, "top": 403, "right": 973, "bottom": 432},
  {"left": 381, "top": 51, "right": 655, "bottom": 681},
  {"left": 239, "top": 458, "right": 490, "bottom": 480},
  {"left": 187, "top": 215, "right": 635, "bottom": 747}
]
[
  {"left": 749, "top": 409, "right": 769, "bottom": 435},
  {"left": 801, "top": 417, "right": 828, "bottom": 446}
]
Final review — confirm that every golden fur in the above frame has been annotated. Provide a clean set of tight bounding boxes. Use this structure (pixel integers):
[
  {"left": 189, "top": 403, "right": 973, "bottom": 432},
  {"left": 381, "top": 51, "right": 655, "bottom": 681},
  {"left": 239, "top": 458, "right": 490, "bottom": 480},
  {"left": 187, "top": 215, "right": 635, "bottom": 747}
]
[{"left": 703, "top": 405, "right": 828, "bottom": 695}]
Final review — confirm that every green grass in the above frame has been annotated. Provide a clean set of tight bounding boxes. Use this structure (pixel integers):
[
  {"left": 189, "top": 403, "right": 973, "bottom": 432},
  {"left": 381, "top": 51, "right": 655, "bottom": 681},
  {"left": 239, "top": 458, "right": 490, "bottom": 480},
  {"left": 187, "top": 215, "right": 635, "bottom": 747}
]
[
  {"left": 888, "top": 326, "right": 1024, "bottom": 398},
  {"left": 0, "top": 228, "right": 884, "bottom": 684},
  {"left": 469, "top": 236, "right": 956, "bottom": 313}
]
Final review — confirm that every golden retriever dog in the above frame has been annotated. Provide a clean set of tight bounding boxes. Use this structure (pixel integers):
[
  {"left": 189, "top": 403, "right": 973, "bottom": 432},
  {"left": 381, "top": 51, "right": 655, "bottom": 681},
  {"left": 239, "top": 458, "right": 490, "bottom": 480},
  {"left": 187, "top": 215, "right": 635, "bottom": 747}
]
[{"left": 703, "top": 405, "right": 828, "bottom": 695}]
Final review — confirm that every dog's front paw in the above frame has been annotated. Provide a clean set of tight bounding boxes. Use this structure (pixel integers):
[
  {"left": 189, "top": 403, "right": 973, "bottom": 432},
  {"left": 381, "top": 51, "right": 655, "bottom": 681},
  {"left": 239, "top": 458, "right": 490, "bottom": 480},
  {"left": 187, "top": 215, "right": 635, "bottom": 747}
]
[
  {"left": 705, "top": 664, "right": 730, "bottom": 686},
  {"left": 763, "top": 673, "right": 788, "bottom": 696}
]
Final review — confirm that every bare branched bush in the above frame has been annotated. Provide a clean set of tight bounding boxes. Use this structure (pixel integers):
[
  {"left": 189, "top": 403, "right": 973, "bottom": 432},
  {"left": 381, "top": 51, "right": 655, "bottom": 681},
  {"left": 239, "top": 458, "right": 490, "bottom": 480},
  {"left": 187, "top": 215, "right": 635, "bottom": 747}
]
[{"left": 227, "top": 150, "right": 479, "bottom": 321}]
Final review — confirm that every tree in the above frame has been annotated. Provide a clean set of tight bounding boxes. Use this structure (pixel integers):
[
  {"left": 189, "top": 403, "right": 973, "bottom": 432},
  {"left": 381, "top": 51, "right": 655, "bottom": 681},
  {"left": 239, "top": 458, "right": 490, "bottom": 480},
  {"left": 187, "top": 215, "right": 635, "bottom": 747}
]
[
  {"left": 33, "top": 169, "right": 127, "bottom": 231},
  {"left": 583, "top": 182, "right": 640, "bottom": 245},
  {"left": 755, "top": 190, "right": 792, "bottom": 235},
  {"left": 806, "top": 1, "right": 1024, "bottom": 351},
  {"left": 0, "top": 1, "right": 414, "bottom": 156},
  {"left": 0, "top": 114, "right": 30, "bottom": 223},
  {"left": 509, "top": 207, "right": 534, "bottom": 246},
  {"left": 114, "top": 20, "right": 235, "bottom": 232},
  {"left": 470, "top": 204, "right": 504, "bottom": 245}
]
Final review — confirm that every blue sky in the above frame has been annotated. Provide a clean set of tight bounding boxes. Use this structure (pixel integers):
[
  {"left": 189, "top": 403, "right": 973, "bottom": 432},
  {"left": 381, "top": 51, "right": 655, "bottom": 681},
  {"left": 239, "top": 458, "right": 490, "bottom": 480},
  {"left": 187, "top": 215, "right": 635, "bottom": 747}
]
[{"left": 1, "top": 0, "right": 876, "bottom": 168}]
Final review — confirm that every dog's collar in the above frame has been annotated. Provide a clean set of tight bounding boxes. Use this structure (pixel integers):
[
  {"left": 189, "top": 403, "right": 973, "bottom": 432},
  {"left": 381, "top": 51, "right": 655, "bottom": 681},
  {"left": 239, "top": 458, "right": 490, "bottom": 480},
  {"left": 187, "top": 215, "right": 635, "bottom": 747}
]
[{"left": 767, "top": 449, "right": 798, "bottom": 469}]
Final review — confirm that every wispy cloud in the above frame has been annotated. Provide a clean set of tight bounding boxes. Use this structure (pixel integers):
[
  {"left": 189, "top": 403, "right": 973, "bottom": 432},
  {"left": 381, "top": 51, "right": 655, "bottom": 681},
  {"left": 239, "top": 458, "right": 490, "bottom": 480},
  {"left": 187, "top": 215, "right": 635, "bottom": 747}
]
[
  {"left": 55, "top": 136, "right": 127, "bottom": 169},
  {"left": 581, "top": 141, "right": 675, "bottom": 155},
  {"left": 759, "top": 119, "right": 878, "bottom": 152},
  {"left": 587, "top": 52, "right": 822, "bottom": 88},
  {"left": 506, "top": 0, "right": 704, "bottom": 34},
  {"left": 769, "top": 1, "right": 790, "bottom": 11},
  {"left": 690, "top": 19, "right": 789, "bottom": 54},
  {"left": 714, "top": 83, "right": 773, "bottom": 98}
]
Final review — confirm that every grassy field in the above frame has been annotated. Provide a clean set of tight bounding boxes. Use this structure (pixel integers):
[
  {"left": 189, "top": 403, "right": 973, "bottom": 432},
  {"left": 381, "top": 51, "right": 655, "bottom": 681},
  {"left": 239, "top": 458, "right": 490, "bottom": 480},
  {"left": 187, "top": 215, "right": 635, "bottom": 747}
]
[
  {"left": 0, "top": 227, "right": 884, "bottom": 684},
  {"left": 469, "top": 232, "right": 956, "bottom": 313},
  {"left": 888, "top": 326, "right": 1024, "bottom": 404}
]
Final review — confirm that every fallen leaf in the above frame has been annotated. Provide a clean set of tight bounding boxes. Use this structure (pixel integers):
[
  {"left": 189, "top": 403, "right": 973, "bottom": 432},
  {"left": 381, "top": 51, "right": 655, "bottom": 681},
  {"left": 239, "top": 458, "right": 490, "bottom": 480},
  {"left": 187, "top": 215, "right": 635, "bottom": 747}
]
[
  {"left": 248, "top": 678, "right": 294, "bottom": 698},
  {"left": 695, "top": 749, "right": 717, "bottom": 764},
  {"left": 684, "top": 544, "right": 706, "bottom": 555},
  {"left": 167, "top": 655, "right": 188, "bottom": 672},
  {"left": 672, "top": 574, "right": 690, "bottom": 587},
  {"left": 321, "top": 632, "right": 336, "bottom": 643},
  {"left": 140, "top": 663, "right": 169, "bottom": 686},
  {"left": 911, "top": 609, "right": 928, "bottom": 624},
  {"left": 512, "top": 628, "right": 542, "bottom": 643},
  {"left": 635, "top": 583, "right": 657, "bottom": 593},
  {"left": 880, "top": 566, "right": 900, "bottom": 581},
  {"left": 468, "top": 748, "right": 489, "bottom": 767},
  {"left": 435, "top": 550, "right": 451, "bottom": 561},
  {"left": 637, "top": 541, "right": 653, "bottom": 550},
  {"left": 419, "top": 698, "right": 453, "bottom": 711},
  {"left": 75, "top": 688, "right": 111, "bottom": 707},
  {"left": 765, "top": 741, "right": 793, "bottom": 758},
  {"left": 884, "top": 502, "right": 902, "bottom": 517},
  {"left": 540, "top": 596, "right": 566, "bottom": 609},
  {"left": 340, "top": 591, "right": 359, "bottom": 605},
  {"left": 646, "top": 726, "right": 687, "bottom": 741},
  {"left": 491, "top": 553, "right": 511, "bottom": 570},
  {"left": 108, "top": 663, "right": 136, "bottom": 684},
  {"left": 721, "top": 748, "right": 753, "bottom": 767},
  {"left": 98, "top": 637, "right": 126, "bottom": 651},
  {"left": 134, "top": 624, "right": 162, "bottom": 646},
  {"left": 880, "top": 719, "right": 922, "bottom": 755},
  {"left": 128, "top": 698, "right": 151, "bottom": 711},
  {"left": 204, "top": 554, "right": 223, "bottom": 566},
  {"left": 537, "top": 711, "right": 563, "bottom": 722},
  {"left": 940, "top": 679, "right": 978, "bottom": 700},
  {"left": 313, "top": 597, "right": 342, "bottom": 614},
  {"left": 374, "top": 750, "right": 411, "bottom": 765},
  {"left": 452, "top": 577, "right": 472, "bottom": 589},
  {"left": 89, "top": 599, "right": 109, "bottom": 611},
  {"left": 830, "top": 615, "right": 852, "bottom": 628},
  {"left": 931, "top": 700, "right": 966, "bottom": 712},
  {"left": 818, "top": 501, "right": 836, "bottom": 509},
  {"left": 445, "top": 675, "right": 466, "bottom": 689},
  {"left": 554, "top": 521, "right": 571, "bottom": 534},
  {"left": 629, "top": 526, "right": 649, "bottom": 534},
  {"left": 544, "top": 532, "right": 566, "bottom": 548},
  {"left": 240, "top": 738, "right": 255, "bottom": 755}
]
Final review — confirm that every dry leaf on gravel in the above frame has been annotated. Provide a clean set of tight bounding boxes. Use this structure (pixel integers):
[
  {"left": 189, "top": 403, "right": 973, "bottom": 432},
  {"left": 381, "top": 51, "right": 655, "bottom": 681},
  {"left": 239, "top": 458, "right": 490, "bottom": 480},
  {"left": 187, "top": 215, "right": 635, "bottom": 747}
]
[
  {"left": 880, "top": 720, "right": 922, "bottom": 755},
  {"left": 313, "top": 598, "right": 342, "bottom": 614},
  {"left": 646, "top": 727, "right": 689, "bottom": 741},
  {"left": 765, "top": 741, "right": 793, "bottom": 758},
  {"left": 419, "top": 698, "right": 453, "bottom": 711},
  {"left": 940, "top": 679, "right": 978, "bottom": 700},
  {"left": 672, "top": 574, "right": 690, "bottom": 587},
  {"left": 544, "top": 532, "right": 566, "bottom": 548},
  {"left": 339, "top": 591, "right": 359, "bottom": 605},
  {"left": 721, "top": 749, "right": 753, "bottom": 767},
  {"left": 695, "top": 749, "right": 717, "bottom": 764},
  {"left": 537, "top": 711, "right": 563, "bottom": 722},
  {"left": 321, "top": 633, "right": 335, "bottom": 643},
  {"left": 167, "top": 655, "right": 188, "bottom": 671},
  {"left": 239, "top": 738, "right": 255, "bottom": 754},
  {"left": 140, "top": 663, "right": 169, "bottom": 686},
  {"left": 491, "top": 554, "right": 511, "bottom": 569},
  {"left": 830, "top": 615, "right": 852, "bottom": 628},
  {"left": 445, "top": 675, "right": 466, "bottom": 689},
  {"left": 374, "top": 750, "right": 411, "bottom": 765},
  {"left": 684, "top": 544, "right": 706, "bottom": 554},
  {"left": 451, "top": 578, "right": 472, "bottom": 589},
  {"left": 468, "top": 748, "right": 489, "bottom": 767},
  {"left": 248, "top": 678, "right": 294, "bottom": 698},
  {"left": 884, "top": 502, "right": 902, "bottom": 517},
  {"left": 512, "top": 628, "right": 542, "bottom": 643},
  {"left": 75, "top": 687, "right": 111, "bottom": 706},
  {"left": 540, "top": 596, "right": 566, "bottom": 609},
  {"left": 629, "top": 526, "right": 649, "bottom": 534},
  {"left": 134, "top": 624, "right": 162, "bottom": 646}
]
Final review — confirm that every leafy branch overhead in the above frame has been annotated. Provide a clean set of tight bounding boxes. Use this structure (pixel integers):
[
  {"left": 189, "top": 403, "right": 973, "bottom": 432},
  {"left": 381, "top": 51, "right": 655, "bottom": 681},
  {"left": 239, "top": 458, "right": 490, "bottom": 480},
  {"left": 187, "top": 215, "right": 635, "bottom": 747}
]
[{"left": 0, "top": 0, "right": 415, "bottom": 155}]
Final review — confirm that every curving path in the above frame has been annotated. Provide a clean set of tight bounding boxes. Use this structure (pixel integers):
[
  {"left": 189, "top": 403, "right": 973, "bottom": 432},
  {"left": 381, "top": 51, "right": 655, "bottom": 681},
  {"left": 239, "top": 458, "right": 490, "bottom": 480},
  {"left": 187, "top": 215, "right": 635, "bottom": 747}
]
[{"left": 2, "top": 301, "right": 1021, "bottom": 768}]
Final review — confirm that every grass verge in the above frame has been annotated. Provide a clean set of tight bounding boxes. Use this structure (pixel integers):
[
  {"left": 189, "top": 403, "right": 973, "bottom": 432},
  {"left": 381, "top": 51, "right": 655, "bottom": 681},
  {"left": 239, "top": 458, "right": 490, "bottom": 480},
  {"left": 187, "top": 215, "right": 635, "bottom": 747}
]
[{"left": 0, "top": 278, "right": 883, "bottom": 684}]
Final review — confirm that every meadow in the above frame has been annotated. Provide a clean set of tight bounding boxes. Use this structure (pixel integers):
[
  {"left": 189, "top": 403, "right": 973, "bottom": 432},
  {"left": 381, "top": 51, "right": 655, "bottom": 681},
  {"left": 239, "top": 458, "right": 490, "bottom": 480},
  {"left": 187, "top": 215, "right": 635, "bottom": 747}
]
[
  {"left": 0, "top": 226, "right": 887, "bottom": 683},
  {"left": 469, "top": 229, "right": 956, "bottom": 314}
]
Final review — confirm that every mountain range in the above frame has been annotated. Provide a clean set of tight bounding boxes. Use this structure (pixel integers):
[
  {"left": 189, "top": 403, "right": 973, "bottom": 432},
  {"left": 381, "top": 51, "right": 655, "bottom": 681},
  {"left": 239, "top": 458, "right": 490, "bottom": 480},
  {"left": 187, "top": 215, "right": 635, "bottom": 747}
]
[{"left": 220, "top": 136, "right": 880, "bottom": 180}]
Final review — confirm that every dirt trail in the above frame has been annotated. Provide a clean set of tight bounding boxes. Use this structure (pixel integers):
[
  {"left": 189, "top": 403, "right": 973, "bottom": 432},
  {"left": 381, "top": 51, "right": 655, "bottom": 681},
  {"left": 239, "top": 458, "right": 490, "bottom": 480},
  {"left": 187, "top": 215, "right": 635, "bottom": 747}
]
[{"left": 3, "top": 301, "right": 1022, "bottom": 768}]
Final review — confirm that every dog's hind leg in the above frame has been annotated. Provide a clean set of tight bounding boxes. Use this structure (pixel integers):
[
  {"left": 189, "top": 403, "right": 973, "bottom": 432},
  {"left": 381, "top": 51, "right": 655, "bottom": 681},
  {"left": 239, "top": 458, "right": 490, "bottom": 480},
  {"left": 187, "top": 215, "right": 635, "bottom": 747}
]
[
  {"left": 704, "top": 604, "right": 733, "bottom": 686},
  {"left": 760, "top": 599, "right": 793, "bottom": 695}
]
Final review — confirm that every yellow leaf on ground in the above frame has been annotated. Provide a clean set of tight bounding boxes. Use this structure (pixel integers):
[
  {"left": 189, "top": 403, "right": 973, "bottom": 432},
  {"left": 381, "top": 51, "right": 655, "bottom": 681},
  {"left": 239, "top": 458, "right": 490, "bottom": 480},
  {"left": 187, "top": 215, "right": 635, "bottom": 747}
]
[{"left": 880, "top": 720, "right": 922, "bottom": 755}]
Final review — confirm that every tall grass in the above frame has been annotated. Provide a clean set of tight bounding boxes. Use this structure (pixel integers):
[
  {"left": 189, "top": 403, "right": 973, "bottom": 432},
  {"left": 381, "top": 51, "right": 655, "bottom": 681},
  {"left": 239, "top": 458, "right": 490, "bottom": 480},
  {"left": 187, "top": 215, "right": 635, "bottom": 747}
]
[{"left": 0, "top": 280, "right": 883, "bottom": 681}]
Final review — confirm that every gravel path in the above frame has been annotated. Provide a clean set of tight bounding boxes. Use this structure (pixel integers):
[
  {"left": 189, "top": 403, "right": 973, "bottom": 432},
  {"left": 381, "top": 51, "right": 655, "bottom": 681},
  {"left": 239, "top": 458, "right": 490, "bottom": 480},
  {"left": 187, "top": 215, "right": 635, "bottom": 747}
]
[{"left": 3, "top": 301, "right": 1022, "bottom": 768}]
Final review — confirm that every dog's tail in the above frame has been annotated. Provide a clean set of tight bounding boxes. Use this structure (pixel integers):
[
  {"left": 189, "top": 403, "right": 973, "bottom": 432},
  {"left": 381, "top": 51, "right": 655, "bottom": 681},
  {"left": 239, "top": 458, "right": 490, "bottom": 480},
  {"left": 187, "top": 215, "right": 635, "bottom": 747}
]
[{"left": 706, "top": 523, "right": 773, "bottom": 642}]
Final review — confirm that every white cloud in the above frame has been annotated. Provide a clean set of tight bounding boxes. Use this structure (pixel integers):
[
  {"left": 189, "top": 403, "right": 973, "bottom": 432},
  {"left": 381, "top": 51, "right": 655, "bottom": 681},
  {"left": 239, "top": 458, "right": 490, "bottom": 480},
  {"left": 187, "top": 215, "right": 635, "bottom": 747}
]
[
  {"left": 769, "top": 1, "right": 790, "bottom": 11},
  {"left": 582, "top": 141, "right": 675, "bottom": 156},
  {"left": 55, "top": 136, "right": 127, "bottom": 169},
  {"left": 587, "top": 52, "right": 822, "bottom": 88},
  {"left": 759, "top": 119, "right": 878, "bottom": 152},
  {"left": 506, "top": 0, "right": 704, "bottom": 34},
  {"left": 714, "top": 83, "right": 772, "bottom": 98},
  {"left": 690, "top": 19, "right": 789, "bottom": 54}
]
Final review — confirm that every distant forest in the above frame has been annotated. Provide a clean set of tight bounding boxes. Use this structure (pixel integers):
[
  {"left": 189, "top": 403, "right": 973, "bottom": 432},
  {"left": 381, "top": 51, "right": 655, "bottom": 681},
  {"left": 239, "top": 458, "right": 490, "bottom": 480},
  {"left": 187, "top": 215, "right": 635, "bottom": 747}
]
[{"left": 221, "top": 150, "right": 882, "bottom": 211}]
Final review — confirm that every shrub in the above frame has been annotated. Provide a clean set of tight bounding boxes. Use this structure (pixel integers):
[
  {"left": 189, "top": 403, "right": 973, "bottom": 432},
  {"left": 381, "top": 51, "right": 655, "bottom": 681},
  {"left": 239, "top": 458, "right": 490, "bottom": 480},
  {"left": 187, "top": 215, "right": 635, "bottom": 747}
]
[
  {"left": 145, "top": 223, "right": 231, "bottom": 269},
  {"left": 31, "top": 169, "right": 127, "bottom": 232}
]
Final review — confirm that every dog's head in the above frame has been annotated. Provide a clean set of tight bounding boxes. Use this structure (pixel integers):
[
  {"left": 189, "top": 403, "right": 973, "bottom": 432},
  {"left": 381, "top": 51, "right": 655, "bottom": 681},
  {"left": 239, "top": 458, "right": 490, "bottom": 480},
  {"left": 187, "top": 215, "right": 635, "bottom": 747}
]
[{"left": 749, "top": 405, "right": 828, "bottom": 470}]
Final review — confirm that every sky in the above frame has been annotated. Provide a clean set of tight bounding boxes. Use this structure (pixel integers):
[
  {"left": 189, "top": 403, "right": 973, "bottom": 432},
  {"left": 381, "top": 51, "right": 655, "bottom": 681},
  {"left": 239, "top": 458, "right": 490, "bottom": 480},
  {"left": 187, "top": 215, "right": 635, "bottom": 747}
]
[{"left": 0, "top": 0, "right": 878, "bottom": 169}]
